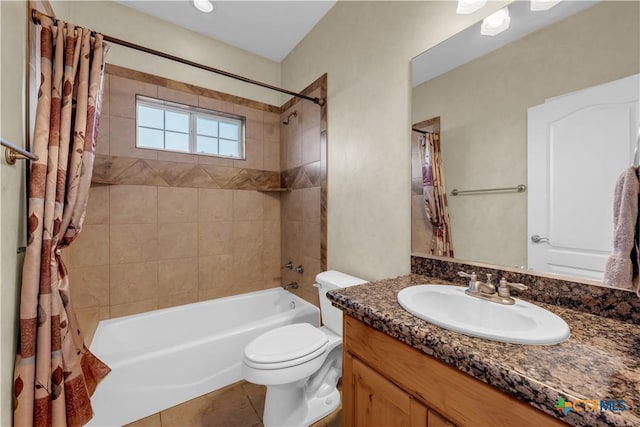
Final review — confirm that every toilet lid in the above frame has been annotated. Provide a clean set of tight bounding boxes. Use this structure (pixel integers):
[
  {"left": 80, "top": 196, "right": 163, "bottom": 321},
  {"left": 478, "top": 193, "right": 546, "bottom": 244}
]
[{"left": 244, "top": 323, "right": 328, "bottom": 365}]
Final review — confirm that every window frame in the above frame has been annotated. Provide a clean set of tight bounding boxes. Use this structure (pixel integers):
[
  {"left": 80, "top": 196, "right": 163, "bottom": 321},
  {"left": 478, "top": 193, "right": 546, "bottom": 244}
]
[{"left": 135, "top": 95, "right": 246, "bottom": 160}]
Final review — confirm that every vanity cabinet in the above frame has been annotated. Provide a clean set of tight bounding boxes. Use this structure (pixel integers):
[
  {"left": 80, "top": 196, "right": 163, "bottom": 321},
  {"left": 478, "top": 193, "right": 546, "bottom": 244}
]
[
  {"left": 342, "top": 316, "right": 566, "bottom": 427},
  {"left": 349, "top": 355, "right": 433, "bottom": 426}
]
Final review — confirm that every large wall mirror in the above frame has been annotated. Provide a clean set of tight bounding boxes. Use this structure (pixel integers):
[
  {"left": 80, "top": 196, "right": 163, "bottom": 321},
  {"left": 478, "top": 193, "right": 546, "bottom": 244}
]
[{"left": 411, "top": 0, "right": 640, "bottom": 286}]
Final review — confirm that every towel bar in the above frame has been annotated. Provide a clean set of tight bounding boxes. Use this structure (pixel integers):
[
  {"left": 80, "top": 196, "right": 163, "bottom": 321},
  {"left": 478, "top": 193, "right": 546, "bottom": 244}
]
[
  {"left": 450, "top": 184, "right": 526, "bottom": 196},
  {"left": 1, "top": 138, "right": 38, "bottom": 165}
]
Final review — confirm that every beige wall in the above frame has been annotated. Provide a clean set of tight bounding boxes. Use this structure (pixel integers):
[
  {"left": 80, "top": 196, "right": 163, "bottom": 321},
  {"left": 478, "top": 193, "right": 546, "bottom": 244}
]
[
  {"left": 411, "top": 1, "right": 640, "bottom": 268},
  {"left": 281, "top": 1, "right": 507, "bottom": 281},
  {"left": 63, "top": 71, "right": 282, "bottom": 343},
  {"left": 0, "top": 2, "right": 27, "bottom": 426},
  {"left": 51, "top": 0, "right": 282, "bottom": 106}
]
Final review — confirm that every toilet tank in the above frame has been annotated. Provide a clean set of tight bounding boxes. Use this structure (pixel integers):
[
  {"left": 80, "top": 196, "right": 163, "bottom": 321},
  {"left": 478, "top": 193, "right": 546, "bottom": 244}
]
[{"left": 315, "top": 270, "right": 368, "bottom": 335}]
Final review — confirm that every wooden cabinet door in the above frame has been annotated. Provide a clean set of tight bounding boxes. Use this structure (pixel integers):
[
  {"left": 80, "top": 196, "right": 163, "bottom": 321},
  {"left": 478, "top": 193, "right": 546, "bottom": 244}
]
[
  {"left": 428, "top": 409, "right": 455, "bottom": 427},
  {"left": 346, "top": 355, "right": 428, "bottom": 427}
]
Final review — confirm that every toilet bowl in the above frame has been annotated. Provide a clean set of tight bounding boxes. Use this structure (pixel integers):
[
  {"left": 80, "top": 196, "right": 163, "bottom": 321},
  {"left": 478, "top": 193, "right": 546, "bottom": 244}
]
[{"left": 242, "top": 270, "right": 367, "bottom": 427}]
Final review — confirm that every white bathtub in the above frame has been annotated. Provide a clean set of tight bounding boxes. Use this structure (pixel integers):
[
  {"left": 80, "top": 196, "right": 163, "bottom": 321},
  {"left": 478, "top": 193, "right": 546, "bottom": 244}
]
[{"left": 87, "top": 288, "right": 319, "bottom": 426}]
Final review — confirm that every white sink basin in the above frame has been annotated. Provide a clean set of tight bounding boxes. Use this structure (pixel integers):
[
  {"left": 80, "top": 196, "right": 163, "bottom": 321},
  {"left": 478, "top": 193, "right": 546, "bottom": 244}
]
[{"left": 397, "top": 285, "right": 570, "bottom": 345}]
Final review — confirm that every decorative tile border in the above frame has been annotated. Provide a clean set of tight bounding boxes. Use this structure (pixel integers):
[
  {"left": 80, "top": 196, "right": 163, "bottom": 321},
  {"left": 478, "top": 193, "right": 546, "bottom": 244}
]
[
  {"left": 105, "top": 64, "right": 281, "bottom": 114},
  {"left": 281, "top": 162, "right": 322, "bottom": 190},
  {"left": 93, "top": 154, "right": 280, "bottom": 190},
  {"left": 411, "top": 255, "right": 640, "bottom": 325}
]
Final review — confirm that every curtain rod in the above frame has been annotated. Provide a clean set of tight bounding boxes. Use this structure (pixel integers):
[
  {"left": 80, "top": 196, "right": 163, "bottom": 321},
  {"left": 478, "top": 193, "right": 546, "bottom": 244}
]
[
  {"left": 31, "top": 9, "right": 325, "bottom": 107},
  {"left": 412, "top": 128, "right": 434, "bottom": 135}
]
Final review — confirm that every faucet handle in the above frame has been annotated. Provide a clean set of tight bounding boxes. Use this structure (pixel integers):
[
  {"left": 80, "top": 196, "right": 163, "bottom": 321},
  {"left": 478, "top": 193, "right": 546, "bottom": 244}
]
[
  {"left": 497, "top": 278, "right": 528, "bottom": 297},
  {"left": 485, "top": 273, "right": 493, "bottom": 283},
  {"left": 458, "top": 271, "right": 478, "bottom": 291},
  {"left": 457, "top": 271, "right": 477, "bottom": 281}
]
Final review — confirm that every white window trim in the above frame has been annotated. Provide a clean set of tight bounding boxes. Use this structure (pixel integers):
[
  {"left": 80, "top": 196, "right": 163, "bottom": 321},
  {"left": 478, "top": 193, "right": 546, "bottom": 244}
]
[{"left": 135, "top": 95, "right": 246, "bottom": 160}]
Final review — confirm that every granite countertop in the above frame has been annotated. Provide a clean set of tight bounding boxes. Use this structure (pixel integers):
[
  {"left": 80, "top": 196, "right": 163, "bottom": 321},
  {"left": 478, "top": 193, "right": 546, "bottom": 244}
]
[{"left": 327, "top": 274, "right": 640, "bottom": 427}]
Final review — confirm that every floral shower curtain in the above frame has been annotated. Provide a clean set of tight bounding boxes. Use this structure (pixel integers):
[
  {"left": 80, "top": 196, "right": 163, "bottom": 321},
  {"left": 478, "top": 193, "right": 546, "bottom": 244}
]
[
  {"left": 419, "top": 133, "right": 454, "bottom": 257},
  {"left": 13, "top": 16, "right": 110, "bottom": 427}
]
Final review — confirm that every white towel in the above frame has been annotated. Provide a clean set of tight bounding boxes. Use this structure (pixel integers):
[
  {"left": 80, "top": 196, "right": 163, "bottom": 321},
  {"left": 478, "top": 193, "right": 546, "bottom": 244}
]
[{"left": 603, "top": 167, "right": 640, "bottom": 291}]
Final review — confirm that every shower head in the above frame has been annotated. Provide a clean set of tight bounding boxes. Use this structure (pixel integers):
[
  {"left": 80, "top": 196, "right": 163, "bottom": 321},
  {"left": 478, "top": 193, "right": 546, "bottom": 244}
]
[{"left": 282, "top": 111, "right": 298, "bottom": 125}]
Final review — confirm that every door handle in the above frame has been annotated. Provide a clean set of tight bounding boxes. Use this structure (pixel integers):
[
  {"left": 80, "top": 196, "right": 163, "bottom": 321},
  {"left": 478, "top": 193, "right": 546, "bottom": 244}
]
[{"left": 530, "top": 235, "right": 550, "bottom": 243}]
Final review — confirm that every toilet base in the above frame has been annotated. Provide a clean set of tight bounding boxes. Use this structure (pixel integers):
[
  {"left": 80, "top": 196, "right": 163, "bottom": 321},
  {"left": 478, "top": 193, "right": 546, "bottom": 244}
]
[
  {"left": 303, "top": 387, "right": 341, "bottom": 426},
  {"left": 263, "top": 385, "right": 340, "bottom": 427}
]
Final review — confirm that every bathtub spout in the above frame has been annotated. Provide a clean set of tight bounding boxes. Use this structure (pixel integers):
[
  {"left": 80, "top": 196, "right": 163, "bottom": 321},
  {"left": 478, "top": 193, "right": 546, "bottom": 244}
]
[{"left": 283, "top": 282, "right": 299, "bottom": 291}]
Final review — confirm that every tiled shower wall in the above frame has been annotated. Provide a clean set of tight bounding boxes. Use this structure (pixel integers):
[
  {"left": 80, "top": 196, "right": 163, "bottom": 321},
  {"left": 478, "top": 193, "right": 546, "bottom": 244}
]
[
  {"left": 280, "top": 78, "right": 327, "bottom": 307},
  {"left": 64, "top": 66, "right": 283, "bottom": 343}
]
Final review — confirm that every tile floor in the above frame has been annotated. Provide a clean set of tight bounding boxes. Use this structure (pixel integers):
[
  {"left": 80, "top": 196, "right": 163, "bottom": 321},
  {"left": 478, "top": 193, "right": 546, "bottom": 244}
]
[{"left": 124, "top": 381, "right": 341, "bottom": 427}]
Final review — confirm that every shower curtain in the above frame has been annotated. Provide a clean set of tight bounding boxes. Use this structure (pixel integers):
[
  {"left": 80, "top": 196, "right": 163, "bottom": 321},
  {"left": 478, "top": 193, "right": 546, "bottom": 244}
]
[
  {"left": 13, "top": 16, "right": 110, "bottom": 427},
  {"left": 419, "top": 133, "right": 454, "bottom": 257}
]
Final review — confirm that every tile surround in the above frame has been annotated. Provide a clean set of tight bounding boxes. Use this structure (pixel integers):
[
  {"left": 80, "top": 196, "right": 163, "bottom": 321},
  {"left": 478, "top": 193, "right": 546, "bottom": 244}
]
[
  {"left": 66, "top": 65, "right": 297, "bottom": 342},
  {"left": 109, "top": 223, "right": 158, "bottom": 264},
  {"left": 109, "top": 185, "right": 157, "bottom": 224},
  {"left": 67, "top": 184, "right": 283, "bottom": 338},
  {"left": 106, "top": 64, "right": 280, "bottom": 114},
  {"left": 198, "top": 221, "right": 233, "bottom": 256},
  {"left": 60, "top": 65, "right": 327, "bottom": 427},
  {"left": 70, "top": 67, "right": 330, "bottom": 426},
  {"left": 279, "top": 75, "right": 328, "bottom": 307},
  {"left": 157, "top": 187, "right": 198, "bottom": 223},
  {"left": 66, "top": 225, "right": 109, "bottom": 267},
  {"left": 110, "top": 262, "right": 158, "bottom": 305},
  {"left": 198, "top": 188, "right": 233, "bottom": 221}
]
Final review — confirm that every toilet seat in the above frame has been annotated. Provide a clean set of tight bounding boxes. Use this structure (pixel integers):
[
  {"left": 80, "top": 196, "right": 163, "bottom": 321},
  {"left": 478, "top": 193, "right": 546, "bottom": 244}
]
[{"left": 244, "top": 323, "right": 328, "bottom": 370}]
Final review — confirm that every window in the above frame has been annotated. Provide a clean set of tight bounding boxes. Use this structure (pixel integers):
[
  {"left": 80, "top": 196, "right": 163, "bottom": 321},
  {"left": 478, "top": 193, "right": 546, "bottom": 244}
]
[{"left": 136, "top": 95, "right": 245, "bottom": 159}]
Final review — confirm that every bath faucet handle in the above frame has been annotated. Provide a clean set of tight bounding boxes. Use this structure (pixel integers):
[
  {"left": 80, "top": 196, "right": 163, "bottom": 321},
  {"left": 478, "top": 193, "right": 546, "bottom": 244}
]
[
  {"left": 294, "top": 265, "right": 304, "bottom": 274},
  {"left": 497, "top": 278, "right": 528, "bottom": 298},
  {"left": 282, "top": 261, "right": 293, "bottom": 270}
]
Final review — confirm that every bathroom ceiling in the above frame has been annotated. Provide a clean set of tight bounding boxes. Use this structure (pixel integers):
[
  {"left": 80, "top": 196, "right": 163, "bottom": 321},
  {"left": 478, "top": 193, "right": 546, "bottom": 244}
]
[
  {"left": 117, "top": 1, "right": 336, "bottom": 62},
  {"left": 412, "top": 0, "right": 598, "bottom": 87}
]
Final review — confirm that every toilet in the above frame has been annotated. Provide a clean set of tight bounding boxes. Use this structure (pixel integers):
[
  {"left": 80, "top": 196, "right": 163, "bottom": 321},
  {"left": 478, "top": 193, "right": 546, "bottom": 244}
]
[{"left": 242, "top": 270, "right": 367, "bottom": 427}]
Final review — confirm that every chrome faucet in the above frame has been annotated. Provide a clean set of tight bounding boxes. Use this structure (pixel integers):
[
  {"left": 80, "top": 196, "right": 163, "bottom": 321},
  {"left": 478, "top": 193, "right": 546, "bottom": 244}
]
[
  {"left": 480, "top": 273, "right": 496, "bottom": 294},
  {"left": 458, "top": 271, "right": 528, "bottom": 305},
  {"left": 283, "top": 282, "right": 299, "bottom": 291}
]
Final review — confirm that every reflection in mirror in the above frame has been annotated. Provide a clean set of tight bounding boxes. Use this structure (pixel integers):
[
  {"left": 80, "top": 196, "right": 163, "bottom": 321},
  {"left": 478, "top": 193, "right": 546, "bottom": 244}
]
[{"left": 411, "top": 1, "right": 640, "bottom": 285}]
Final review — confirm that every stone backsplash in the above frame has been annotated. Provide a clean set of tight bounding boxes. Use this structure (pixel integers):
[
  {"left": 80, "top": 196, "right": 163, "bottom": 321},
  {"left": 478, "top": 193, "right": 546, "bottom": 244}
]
[{"left": 411, "top": 255, "right": 640, "bottom": 325}]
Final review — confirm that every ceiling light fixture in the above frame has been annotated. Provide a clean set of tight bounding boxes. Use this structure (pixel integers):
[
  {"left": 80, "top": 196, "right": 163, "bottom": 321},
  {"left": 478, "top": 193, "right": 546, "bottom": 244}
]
[
  {"left": 193, "top": 0, "right": 214, "bottom": 13},
  {"left": 530, "top": 0, "right": 562, "bottom": 11},
  {"left": 456, "top": 0, "right": 487, "bottom": 15},
  {"left": 481, "top": 7, "right": 511, "bottom": 36}
]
